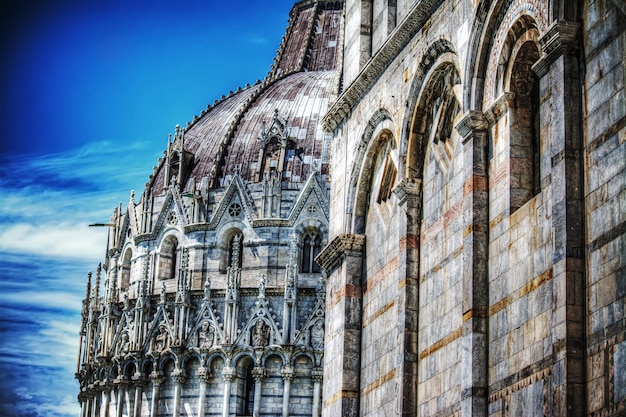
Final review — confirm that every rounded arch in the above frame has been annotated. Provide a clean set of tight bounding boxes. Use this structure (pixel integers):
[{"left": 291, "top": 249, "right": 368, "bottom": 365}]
[
  {"left": 205, "top": 351, "right": 228, "bottom": 368},
  {"left": 232, "top": 351, "right": 257, "bottom": 368},
  {"left": 291, "top": 350, "right": 315, "bottom": 367},
  {"left": 157, "top": 233, "right": 180, "bottom": 281},
  {"left": 350, "top": 110, "right": 396, "bottom": 234},
  {"left": 260, "top": 349, "right": 287, "bottom": 368},
  {"left": 464, "top": 0, "right": 547, "bottom": 110},
  {"left": 218, "top": 226, "right": 244, "bottom": 273},
  {"left": 156, "top": 353, "right": 178, "bottom": 373},
  {"left": 405, "top": 59, "right": 463, "bottom": 183},
  {"left": 180, "top": 351, "right": 202, "bottom": 369},
  {"left": 120, "top": 246, "right": 133, "bottom": 292}
]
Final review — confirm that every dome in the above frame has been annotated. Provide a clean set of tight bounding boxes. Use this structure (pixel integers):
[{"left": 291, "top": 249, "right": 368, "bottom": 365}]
[{"left": 146, "top": 1, "right": 342, "bottom": 197}]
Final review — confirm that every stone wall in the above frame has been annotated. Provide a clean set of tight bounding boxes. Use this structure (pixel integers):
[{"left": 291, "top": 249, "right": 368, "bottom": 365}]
[{"left": 320, "top": 0, "right": 624, "bottom": 416}]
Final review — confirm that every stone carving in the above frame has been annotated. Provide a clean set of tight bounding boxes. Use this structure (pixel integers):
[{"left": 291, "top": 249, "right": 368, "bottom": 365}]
[
  {"left": 311, "top": 320, "right": 324, "bottom": 349},
  {"left": 198, "top": 321, "right": 215, "bottom": 349},
  {"left": 153, "top": 324, "right": 170, "bottom": 352},
  {"left": 252, "top": 320, "right": 270, "bottom": 348}
]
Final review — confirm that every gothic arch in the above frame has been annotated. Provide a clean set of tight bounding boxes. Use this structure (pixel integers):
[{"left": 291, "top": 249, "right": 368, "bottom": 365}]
[{"left": 350, "top": 111, "right": 396, "bottom": 234}]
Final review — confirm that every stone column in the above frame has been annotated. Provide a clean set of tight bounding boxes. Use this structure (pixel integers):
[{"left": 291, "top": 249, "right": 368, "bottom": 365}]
[
  {"left": 533, "top": 20, "right": 585, "bottom": 417},
  {"left": 171, "top": 369, "right": 186, "bottom": 417},
  {"left": 315, "top": 234, "right": 365, "bottom": 417},
  {"left": 221, "top": 366, "right": 235, "bottom": 417},
  {"left": 149, "top": 371, "right": 163, "bottom": 417},
  {"left": 456, "top": 110, "right": 490, "bottom": 417},
  {"left": 392, "top": 178, "right": 422, "bottom": 417},
  {"left": 115, "top": 378, "right": 128, "bottom": 417},
  {"left": 196, "top": 366, "right": 212, "bottom": 417},
  {"left": 131, "top": 373, "right": 144, "bottom": 417},
  {"left": 281, "top": 366, "right": 294, "bottom": 417},
  {"left": 101, "top": 384, "right": 111, "bottom": 417},
  {"left": 252, "top": 367, "right": 266, "bottom": 417},
  {"left": 311, "top": 367, "right": 324, "bottom": 417}
]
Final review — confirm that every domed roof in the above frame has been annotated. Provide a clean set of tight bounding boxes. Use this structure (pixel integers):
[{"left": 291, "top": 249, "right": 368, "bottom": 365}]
[{"left": 146, "top": 1, "right": 342, "bottom": 197}]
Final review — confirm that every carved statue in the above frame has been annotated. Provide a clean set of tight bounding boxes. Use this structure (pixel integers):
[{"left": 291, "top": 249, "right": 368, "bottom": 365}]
[
  {"left": 252, "top": 320, "right": 269, "bottom": 348},
  {"left": 258, "top": 274, "right": 266, "bottom": 298},
  {"left": 311, "top": 320, "right": 324, "bottom": 349},
  {"left": 198, "top": 321, "right": 214, "bottom": 349},
  {"left": 153, "top": 324, "right": 170, "bottom": 352},
  {"left": 116, "top": 331, "right": 130, "bottom": 358}
]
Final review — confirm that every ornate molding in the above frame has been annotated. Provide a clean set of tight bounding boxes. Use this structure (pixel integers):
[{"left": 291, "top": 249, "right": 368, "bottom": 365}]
[
  {"left": 315, "top": 233, "right": 366, "bottom": 273},
  {"left": 321, "top": 0, "right": 445, "bottom": 132}
]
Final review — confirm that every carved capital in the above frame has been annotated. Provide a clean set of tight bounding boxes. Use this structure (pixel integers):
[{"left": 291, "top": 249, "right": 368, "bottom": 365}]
[
  {"left": 281, "top": 366, "right": 294, "bottom": 381},
  {"left": 149, "top": 370, "right": 164, "bottom": 386},
  {"left": 222, "top": 366, "right": 236, "bottom": 381},
  {"left": 315, "top": 234, "right": 366, "bottom": 273},
  {"left": 393, "top": 178, "right": 422, "bottom": 205},
  {"left": 172, "top": 368, "right": 186, "bottom": 385},
  {"left": 484, "top": 92, "right": 516, "bottom": 127},
  {"left": 196, "top": 366, "right": 213, "bottom": 383},
  {"left": 533, "top": 20, "right": 580, "bottom": 78},
  {"left": 311, "top": 367, "right": 324, "bottom": 382},
  {"left": 455, "top": 111, "right": 488, "bottom": 143},
  {"left": 131, "top": 372, "right": 145, "bottom": 387},
  {"left": 252, "top": 366, "right": 266, "bottom": 381}
]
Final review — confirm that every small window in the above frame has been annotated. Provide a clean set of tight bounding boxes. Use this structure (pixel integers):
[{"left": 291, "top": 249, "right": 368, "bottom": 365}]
[
  {"left": 301, "top": 230, "right": 322, "bottom": 273},
  {"left": 158, "top": 236, "right": 179, "bottom": 280},
  {"left": 376, "top": 155, "right": 397, "bottom": 203}
]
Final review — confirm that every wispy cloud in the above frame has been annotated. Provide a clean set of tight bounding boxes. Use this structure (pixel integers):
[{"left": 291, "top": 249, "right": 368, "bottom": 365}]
[{"left": 0, "top": 141, "right": 159, "bottom": 416}]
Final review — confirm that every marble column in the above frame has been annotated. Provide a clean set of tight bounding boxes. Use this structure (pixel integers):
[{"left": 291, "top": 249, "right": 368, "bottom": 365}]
[
  {"left": 311, "top": 367, "right": 324, "bottom": 417},
  {"left": 115, "top": 379, "right": 127, "bottom": 417},
  {"left": 171, "top": 369, "right": 186, "bottom": 417},
  {"left": 222, "top": 366, "right": 235, "bottom": 417},
  {"left": 131, "top": 373, "right": 144, "bottom": 417},
  {"left": 196, "top": 366, "right": 212, "bottom": 417},
  {"left": 281, "top": 366, "right": 294, "bottom": 417},
  {"left": 252, "top": 367, "right": 266, "bottom": 417},
  {"left": 149, "top": 371, "right": 163, "bottom": 417}
]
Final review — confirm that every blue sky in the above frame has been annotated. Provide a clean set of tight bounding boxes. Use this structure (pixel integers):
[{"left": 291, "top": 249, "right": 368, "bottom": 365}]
[{"left": 0, "top": 1, "right": 296, "bottom": 415}]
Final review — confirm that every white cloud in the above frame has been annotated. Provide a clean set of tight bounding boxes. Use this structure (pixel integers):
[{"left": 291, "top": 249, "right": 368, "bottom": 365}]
[{"left": 0, "top": 221, "right": 107, "bottom": 261}]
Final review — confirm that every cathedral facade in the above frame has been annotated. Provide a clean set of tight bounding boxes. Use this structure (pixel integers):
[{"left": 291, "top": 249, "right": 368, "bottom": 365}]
[{"left": 77, "top": 1, "right": 625, "bottom": 417}]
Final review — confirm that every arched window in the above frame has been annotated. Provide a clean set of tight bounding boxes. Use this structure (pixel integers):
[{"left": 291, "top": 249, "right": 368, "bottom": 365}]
[
  {"left": 220, "top": 229, "right": 244, "bottom": 273},
  {"left": 120, "top": 248, "right": 132, "bottom": 291},
  {"left": 301, "top": 230, "right": 322, "bottom": 273},
  {"left": 509, "top": 40, "right": 541, "bottom": 212},
  {"left": 158, "top": 236, "right": 179, "bottom": 280}
]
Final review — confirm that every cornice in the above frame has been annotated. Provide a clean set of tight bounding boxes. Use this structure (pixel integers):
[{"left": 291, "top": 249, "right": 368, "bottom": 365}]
[
  {"left": 315, "top": 233, "right": 365, "bottom": 273},
  {"left": 321, "top": 0, "right": 444, "bottom": 133}
]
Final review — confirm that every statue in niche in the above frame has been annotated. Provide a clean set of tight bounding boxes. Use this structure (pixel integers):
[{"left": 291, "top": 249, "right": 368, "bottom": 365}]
[
  {"left": 198, "top": 321, "right": 214, "bottom": 349},
  {"left": 311, "top": 320, "right": 324, "bottom": 349},
  {"left": 115, "top": 331, "right": 131, "bottom": 359},
  {"left": 153, "top": 324, "right": 170, "bottom": 352},
  {"left": 252, "top": 320, "right": 269, "bottom": 348}
]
